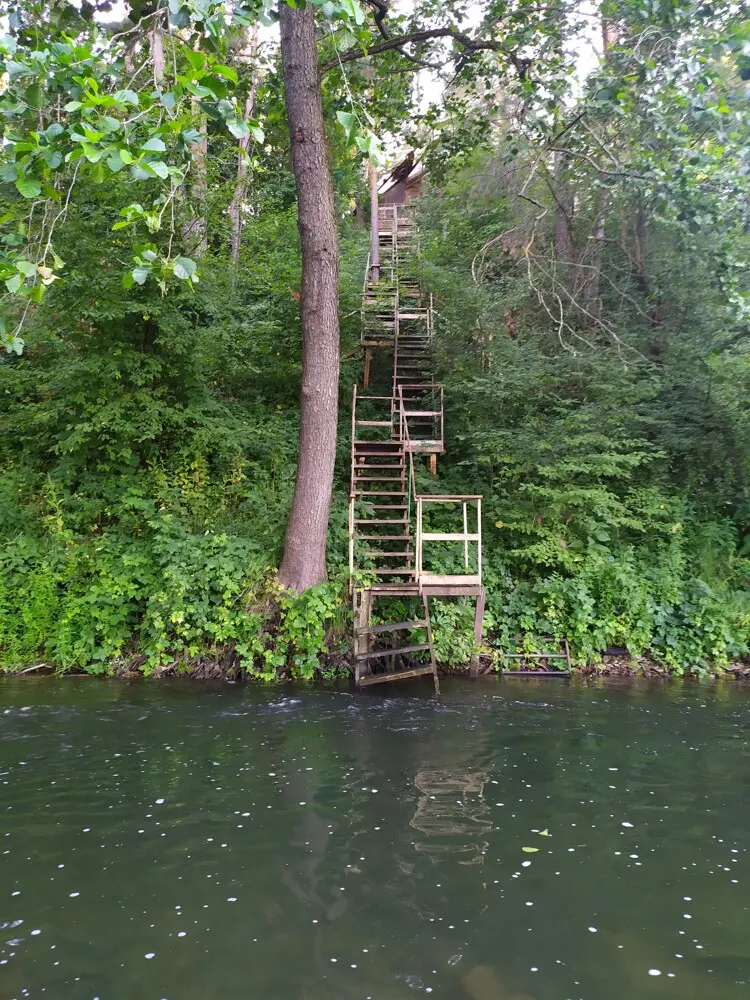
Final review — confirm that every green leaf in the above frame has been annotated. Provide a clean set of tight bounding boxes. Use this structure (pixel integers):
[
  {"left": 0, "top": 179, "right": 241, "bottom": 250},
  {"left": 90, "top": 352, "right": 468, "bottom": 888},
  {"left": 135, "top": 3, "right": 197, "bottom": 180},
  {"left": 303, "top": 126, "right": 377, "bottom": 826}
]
[
  {"left": 160, "top": 91, "right": 177, "bottom": 109},
  {"left": 141, "top": 136, "right": 167, "bottom": 152},
  {"left": 182, "top": 81, "right": 213, "bottom": 99},
  {"left": 182, "top": 128, "right": 202, "bottom": 144},
  {"left": 213, "top": 64, "right": 238, "bottom": 84},
  {"left": 42, "top": 148, "right": 62, "bottom": 169},
  {"left": 64, "top": 100, "right": 83, "bottom": 112},
  {"left": 106, "top": 150, "right": 126, "bottom": 172},
  {"left": 172, "top": 256, "right": 197, "bottom": 280},
  {"left": 4, "top": 334, "right": 24, "bottom": 355},
  {"left": 15, "top": 177, "right": 42, "bottom": 198},
  {"left": 113, "top": 89, "right": 139, "bottom": 106},
  {"left": 0, "top": 164, "right": 19, "bottom": 182},
  {"left": 144, "top": 160, "right": 169, "bottom": 179},
  {"left": 132, "top": 265, "right": 151, "bottom": 285},
  {"left": 81, "top": 142, "right": 103, "bottom": 162},
  {"left": 118, "top": 148, "right": 134, "bottom": 164},
  {"left": 522, "top": 846, "right": 539, "bottom": 853},
  {"left": 15, "top": 260, "right": 36, "bottom": 277},
  {"left": 25, "top": 83, "right": 43, "bottom": 108},
  {"left": 337, "top": 110, "right": 356, "bottom": 132},
  {"left": 185, "top": 49, "right": 206, "bottom": 73},
  {"left": 5, "top": 274, "right": 21, "bottom": 293},
  {"left": 226, "top": 118, "right": 249, "bottom": 140}
]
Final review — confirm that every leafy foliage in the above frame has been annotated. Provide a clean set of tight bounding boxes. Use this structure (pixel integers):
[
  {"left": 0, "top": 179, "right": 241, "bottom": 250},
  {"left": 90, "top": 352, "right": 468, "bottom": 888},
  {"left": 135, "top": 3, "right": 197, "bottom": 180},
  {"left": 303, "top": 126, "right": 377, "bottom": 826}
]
[{"left": 0, "top": 0, "right": 748, "bottom": 677}]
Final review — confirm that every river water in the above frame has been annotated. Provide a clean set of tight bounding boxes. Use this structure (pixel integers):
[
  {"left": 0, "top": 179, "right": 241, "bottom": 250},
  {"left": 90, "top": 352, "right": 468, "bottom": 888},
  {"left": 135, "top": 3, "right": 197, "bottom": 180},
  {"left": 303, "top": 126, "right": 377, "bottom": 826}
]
[{"left": 1, "top": 678, "right": 749, "bottom": 1000}]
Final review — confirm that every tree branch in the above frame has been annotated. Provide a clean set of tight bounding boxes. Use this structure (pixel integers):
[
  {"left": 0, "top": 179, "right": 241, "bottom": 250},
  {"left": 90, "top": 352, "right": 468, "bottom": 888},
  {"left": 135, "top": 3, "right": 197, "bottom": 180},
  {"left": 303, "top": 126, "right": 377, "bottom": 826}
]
[{"left": 320, "top": 27, "right": 527, "bottom": 76}]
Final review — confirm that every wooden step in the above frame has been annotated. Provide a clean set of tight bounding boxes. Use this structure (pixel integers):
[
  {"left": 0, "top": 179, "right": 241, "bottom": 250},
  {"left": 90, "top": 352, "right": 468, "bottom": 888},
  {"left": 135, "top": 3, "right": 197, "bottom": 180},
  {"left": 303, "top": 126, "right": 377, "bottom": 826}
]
[
  {"left": 356, "top": 490, "right": 405, "bottom": 497},
  {"left": 365, "top": 569, "right": 416, "bottom": 577},
  {"left": 363, "top": 504, "right": 407, "bottom": 509},
  {"left": 356, "top": 534, "right": 410, "bottom": 541},
  {"left": 363, "top": 551, "right": 414, "bottom": 558},
  {"left": 356, "top": 619, "right": 428, "bottom": 635},
  {"left": 355, "top": 420, "right": 393, "bottom": 428},
  {"left": 354, "top": 518, "right": 408, "bottom": 525},
  {"left": 353, "top": 476, "right": 404, "bottom": 482},
  {"left": 356, "top": 642, "right": 431, "bottom": 661},
  {"left": 359, "top": 664, "right": 434, "bottom": 686},
  {"left": 355, "top": 451, "right": 401, "bottom": 457},
  {"left": 353, "top": 439, "right": 402, "bottom": 445},
  {"left": 354, "top": 458, "right": 402, "bottom": 465}
]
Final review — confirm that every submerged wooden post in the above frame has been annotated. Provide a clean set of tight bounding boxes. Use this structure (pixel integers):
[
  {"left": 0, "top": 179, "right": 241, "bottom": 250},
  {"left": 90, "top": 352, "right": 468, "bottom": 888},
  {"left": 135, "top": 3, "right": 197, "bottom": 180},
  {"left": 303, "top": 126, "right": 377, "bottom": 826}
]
[{"left": 369, "top": 161, "right": 380, "bottom": 284}]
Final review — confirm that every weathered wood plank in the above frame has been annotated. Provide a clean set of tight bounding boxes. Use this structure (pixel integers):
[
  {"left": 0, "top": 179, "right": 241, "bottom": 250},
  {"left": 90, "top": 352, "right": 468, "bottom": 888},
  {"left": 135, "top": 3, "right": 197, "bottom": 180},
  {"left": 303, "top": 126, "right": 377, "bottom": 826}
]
[
  {"left": 359, "top": 664, "right": 435, "bottom": 685},
  {"left": 356, "top": 619, "right": 428, "bottom": 635},
  {"left": 355, "top": 642, "right": 430, "bottom": 661}
]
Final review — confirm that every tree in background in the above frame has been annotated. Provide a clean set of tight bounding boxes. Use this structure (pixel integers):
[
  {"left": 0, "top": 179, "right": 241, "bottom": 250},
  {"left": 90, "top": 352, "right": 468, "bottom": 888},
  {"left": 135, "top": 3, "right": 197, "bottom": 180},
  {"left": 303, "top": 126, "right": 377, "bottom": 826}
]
[{"left": 0, "top": 0, "right": 747, "bottom": 673}]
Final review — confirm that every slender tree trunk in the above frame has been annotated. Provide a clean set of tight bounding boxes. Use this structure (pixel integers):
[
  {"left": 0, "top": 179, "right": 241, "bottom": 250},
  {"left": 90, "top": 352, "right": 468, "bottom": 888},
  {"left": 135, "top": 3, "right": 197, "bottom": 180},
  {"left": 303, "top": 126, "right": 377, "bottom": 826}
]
[
  {"left": 151, "top": 20, "right": 165, "bottom": 87},
  {"left": 230, "top": 26, "right": 260, "bottom": 265},
  {"left": 582, "top": 199, "right": 606, "bottom": 323},
  {"left": 632, "top": 204, "right": 651, "bottom": 296},
  {"left": 189, "top": 35, "right": 208, "bottom": 256},
  {"left": 368, "top": 161, "right": 380, "bottom": 283},
  {"left": 190, "top": 115, "right": 208, "bottom": 255},
  {"left": 553, "top": 151, "right": 578, "bottom": 292},
  {"left": 278, "top": 3, "right": 340, "bottom": 594}
]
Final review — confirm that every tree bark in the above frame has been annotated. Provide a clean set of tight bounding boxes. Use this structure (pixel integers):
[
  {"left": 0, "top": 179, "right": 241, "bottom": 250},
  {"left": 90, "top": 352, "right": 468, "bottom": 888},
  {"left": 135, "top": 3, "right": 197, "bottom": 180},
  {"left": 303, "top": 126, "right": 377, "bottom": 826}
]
[
  {"left": 278, "top": 2, "right": 340, "bottom": 594},
  {"left": 151, "top": 21, "right": 165, "bottom": 87},
  {"left": 553, "top": 151, "right": 577, "bottom": 288},
  {"left": 229, "top": 26, "right": 260, "bottom": 265},
  {"left": 190, "top": 35, "right": 208, "bottom": 256},
  {"left": 190, "top": 114, "right": 208, "bottom": 255},
  {"left": 368, "top": 161, "right": 380, "bottom": 283}
]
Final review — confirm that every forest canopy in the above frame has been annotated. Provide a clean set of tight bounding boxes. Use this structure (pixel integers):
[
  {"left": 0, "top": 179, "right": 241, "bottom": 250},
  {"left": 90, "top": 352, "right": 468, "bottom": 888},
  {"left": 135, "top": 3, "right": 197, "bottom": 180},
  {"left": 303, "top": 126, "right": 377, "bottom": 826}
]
[{"left": 0, "top": 0, "right": 748, "bottom": 676}]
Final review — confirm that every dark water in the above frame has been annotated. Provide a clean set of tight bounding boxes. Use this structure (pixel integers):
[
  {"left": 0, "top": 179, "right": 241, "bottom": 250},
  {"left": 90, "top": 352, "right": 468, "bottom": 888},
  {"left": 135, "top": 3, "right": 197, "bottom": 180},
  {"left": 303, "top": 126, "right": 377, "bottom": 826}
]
[{"left": 1, "top": 679, "right": 749, "bottom": 1000}]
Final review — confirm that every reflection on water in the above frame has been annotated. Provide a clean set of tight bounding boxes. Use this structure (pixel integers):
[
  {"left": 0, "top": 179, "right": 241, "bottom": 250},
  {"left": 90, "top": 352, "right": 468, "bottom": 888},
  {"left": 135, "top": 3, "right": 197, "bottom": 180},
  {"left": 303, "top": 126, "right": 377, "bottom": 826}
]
[
  {"left": 411, "top": 769, "right": 492, "bottom": 864},
  {"left": 0, "top": 679, "right": 749, "bottom": 1000}
]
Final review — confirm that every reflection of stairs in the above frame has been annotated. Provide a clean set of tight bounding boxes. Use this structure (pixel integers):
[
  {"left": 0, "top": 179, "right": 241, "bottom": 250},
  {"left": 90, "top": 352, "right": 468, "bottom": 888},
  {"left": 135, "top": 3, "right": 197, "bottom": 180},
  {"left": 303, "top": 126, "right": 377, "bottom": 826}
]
[{"left": 410, "top": 769, "right": 492, "bottom": 864}]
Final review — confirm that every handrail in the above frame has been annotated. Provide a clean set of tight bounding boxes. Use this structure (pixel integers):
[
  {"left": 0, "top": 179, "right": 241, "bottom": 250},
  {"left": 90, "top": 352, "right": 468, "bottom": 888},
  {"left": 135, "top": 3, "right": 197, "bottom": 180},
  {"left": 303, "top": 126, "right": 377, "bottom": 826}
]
[
  {"left": 396, "top": 386, "right": 482, "bottom": 584},
  {"left": 349, "top": 384, "right": 357, "bottom": 578},
  {"left": 352, "top": 203, "right": 484, "bottom": 591}
]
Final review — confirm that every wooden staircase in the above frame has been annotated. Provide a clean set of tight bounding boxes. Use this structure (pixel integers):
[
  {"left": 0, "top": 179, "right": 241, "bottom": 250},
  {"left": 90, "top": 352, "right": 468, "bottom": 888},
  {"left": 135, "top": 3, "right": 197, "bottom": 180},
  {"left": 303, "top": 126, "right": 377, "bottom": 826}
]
[{"left": 350, "top": 204, "right": 485, "bottom": 693}]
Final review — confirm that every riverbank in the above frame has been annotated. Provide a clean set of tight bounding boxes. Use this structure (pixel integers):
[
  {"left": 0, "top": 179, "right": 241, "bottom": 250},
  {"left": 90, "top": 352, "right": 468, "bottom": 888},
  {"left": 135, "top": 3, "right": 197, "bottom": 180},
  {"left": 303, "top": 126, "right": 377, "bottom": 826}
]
[{"left": 4, "top": 649, "right": 749, "bottom": 682}]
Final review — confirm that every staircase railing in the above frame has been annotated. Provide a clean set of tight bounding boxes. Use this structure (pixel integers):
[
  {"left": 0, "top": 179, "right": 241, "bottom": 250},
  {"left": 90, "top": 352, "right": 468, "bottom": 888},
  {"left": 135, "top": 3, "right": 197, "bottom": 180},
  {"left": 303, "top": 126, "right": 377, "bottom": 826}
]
[
  {"left": 348, "top": 385, "right": 404, "bottom": 580},
  {"left": 396, "top": 387, "right": 482, "bottom": 588}
]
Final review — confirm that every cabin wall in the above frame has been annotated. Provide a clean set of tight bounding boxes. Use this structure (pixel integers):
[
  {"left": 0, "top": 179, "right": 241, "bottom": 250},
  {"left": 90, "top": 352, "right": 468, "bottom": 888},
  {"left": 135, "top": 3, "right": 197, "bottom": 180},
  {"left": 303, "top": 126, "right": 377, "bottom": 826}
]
[
  {"left": 380, "top": 178, "right": 408, "bottom": 206},
  {"left": 380, "top": 175, "right": 424, "bottom": 207}
]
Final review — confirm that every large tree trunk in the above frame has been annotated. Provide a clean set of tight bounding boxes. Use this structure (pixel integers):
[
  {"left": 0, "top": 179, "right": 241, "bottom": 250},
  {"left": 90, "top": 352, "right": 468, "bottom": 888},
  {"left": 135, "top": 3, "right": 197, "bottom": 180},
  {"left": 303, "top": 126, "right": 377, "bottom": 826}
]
[{"left": 278, "top": 3, "right": 340, "bottom": 594}]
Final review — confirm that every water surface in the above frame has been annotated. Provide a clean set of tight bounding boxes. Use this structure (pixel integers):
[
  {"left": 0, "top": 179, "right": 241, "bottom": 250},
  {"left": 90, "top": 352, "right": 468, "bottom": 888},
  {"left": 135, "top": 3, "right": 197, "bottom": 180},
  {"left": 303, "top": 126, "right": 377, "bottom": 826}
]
[{"left": 1, "top": 678, "right": 749, "bottom": 1000}]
